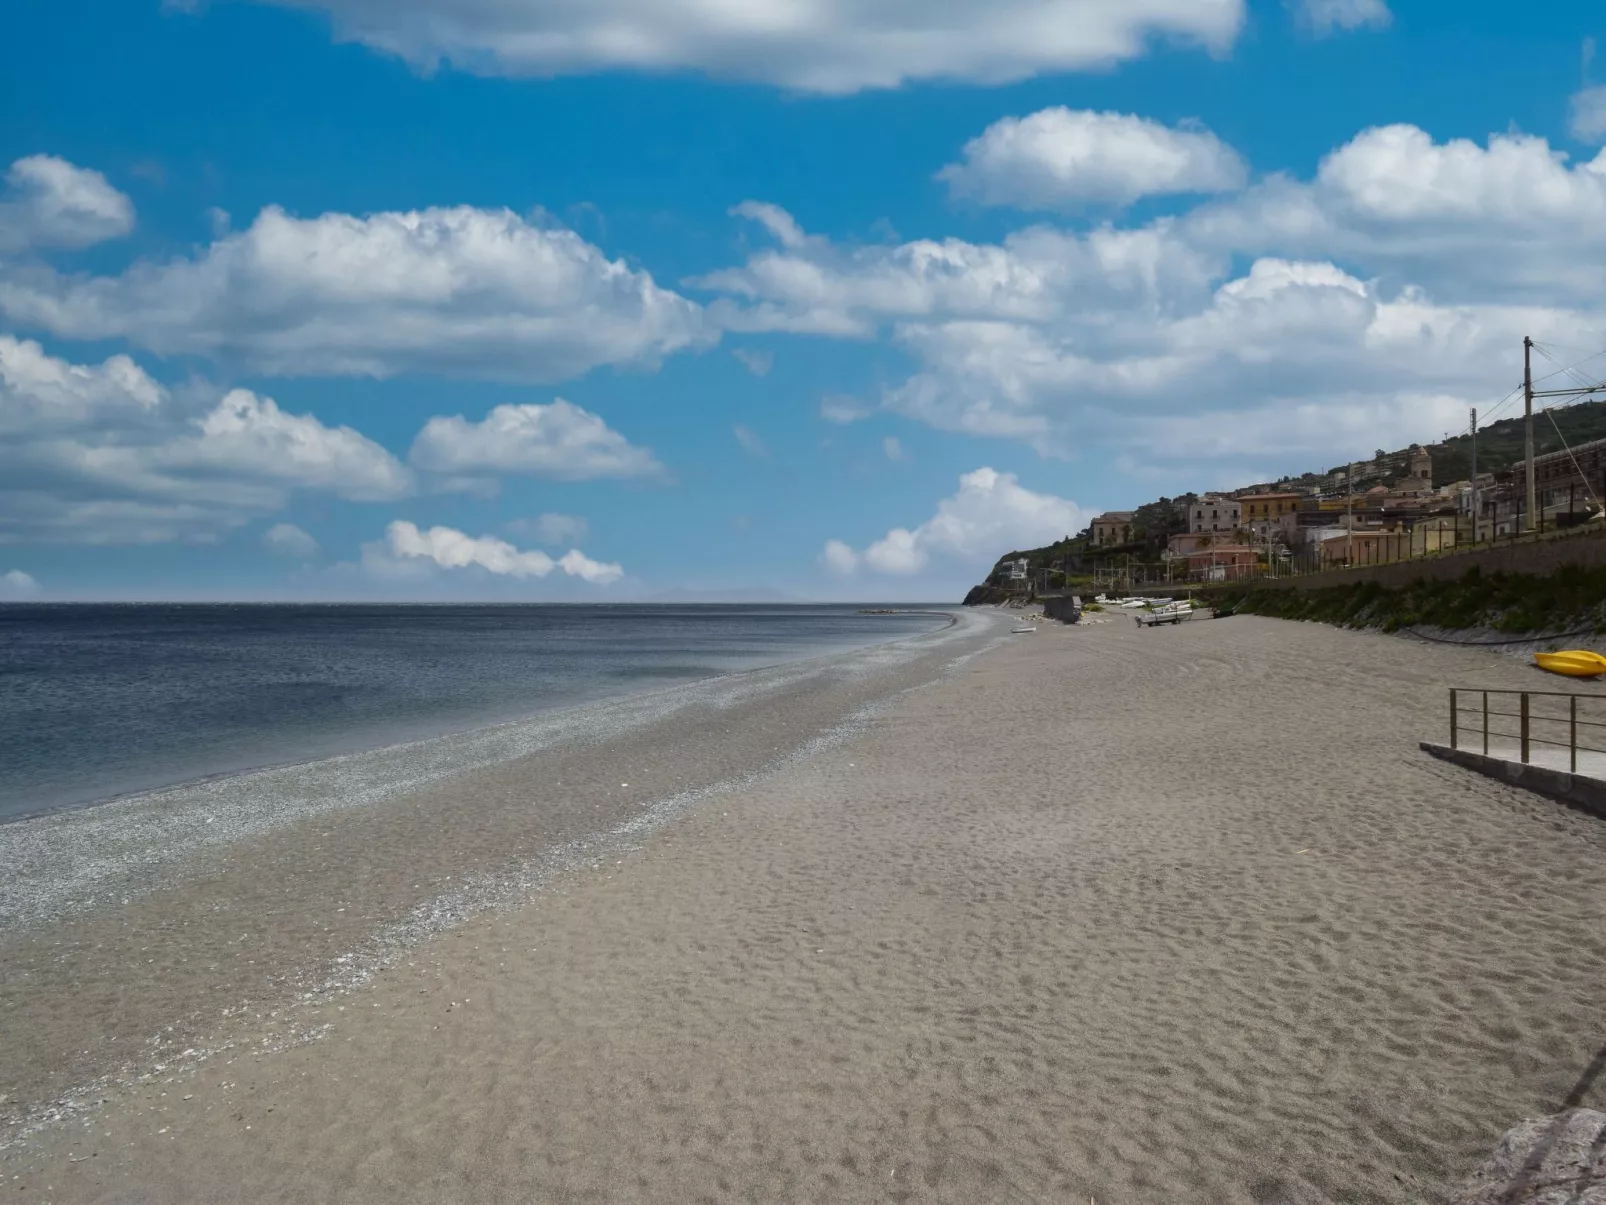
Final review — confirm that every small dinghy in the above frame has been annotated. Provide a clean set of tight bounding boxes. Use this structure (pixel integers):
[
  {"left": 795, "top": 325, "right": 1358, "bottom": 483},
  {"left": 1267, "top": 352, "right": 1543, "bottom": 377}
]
[
  {"left": 1534, "top": 650, "right": 1606, "bottom": 678},
  {"left": 1011, "top": 624, "right": 1036, "bottom": 633}
]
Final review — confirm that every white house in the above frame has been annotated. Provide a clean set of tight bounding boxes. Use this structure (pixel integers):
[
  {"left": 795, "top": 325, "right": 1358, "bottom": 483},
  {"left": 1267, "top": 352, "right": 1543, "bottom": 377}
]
[{"left": 1189, "top": 495, "right": 1241, "bottom": 534}]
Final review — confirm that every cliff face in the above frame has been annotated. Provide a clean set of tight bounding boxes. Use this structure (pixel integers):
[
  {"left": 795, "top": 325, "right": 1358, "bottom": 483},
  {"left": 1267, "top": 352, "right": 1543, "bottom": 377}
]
[{"left": 962, "top": 584, "right": 1008, "bottom": 606}]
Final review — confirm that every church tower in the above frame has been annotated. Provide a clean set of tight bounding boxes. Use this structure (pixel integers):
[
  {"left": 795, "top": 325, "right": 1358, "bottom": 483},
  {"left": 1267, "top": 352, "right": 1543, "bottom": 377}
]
[{"left": 1408, "top": 444, "right": 1432, "bottom": 488}]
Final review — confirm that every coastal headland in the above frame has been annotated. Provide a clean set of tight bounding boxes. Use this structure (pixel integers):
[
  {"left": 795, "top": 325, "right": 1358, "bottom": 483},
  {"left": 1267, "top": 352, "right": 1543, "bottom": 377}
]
[{"left": 5, "top": 613, "right": 1605, "bottom": 1203}]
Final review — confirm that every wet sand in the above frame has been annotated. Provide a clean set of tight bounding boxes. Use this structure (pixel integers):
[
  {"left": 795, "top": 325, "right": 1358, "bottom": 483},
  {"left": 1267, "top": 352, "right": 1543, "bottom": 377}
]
[{"left": 5, "top": 614, "right": 1606, "bottom": 1203}]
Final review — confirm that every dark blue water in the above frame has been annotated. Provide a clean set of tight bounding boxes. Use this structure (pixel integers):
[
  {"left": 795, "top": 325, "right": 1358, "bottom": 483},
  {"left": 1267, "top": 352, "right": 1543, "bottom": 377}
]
[{"left": 0, "top": 603, "right": 948, "bottom": 820}]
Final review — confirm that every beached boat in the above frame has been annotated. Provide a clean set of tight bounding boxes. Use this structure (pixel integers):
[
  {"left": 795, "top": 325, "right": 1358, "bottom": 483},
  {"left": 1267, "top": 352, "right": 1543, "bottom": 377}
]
[{"left": 1534, "top": 650, "right": 1606, "bottom": 677}]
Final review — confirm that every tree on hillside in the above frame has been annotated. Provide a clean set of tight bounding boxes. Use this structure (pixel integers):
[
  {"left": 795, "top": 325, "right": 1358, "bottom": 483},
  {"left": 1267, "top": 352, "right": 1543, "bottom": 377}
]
[{"left": 1131, "top": 495, "right": 1191, "bottom": 557}]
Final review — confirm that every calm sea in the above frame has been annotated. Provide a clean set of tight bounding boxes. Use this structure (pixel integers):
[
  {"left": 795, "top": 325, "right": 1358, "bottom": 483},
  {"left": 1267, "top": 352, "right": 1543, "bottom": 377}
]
[{"left": 0, "top": 603, "right": 948, "bottom": 821}]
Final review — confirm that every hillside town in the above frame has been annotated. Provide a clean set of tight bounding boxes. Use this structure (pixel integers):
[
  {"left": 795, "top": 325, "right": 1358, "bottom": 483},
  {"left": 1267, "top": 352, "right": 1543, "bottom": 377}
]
[{"left": 984, "top": 428, "right": 1606, "bottom": 595}]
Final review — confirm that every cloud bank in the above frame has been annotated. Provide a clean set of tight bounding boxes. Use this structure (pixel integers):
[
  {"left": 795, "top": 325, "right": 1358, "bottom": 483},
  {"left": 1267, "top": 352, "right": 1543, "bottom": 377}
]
[
  {"left": 703, "top": 123, "right": 1606, "bottom": 475},
  {"left": 410, "top": 399, "right": 664, "bottom": 481},
  {"left": 0, "top": 187, "right": 710, "bottom": 383},
  {"left": 0, "top": 335, "right": 409, "bottom": 544},
  {"left": 825, "top": 467, "right": 1088, "bottom": 575},
  {"left": 940, "top": 109, "right": 1246, "bottom": 209},
  {"left": 0, "top": 156, "right": 134, "bottom": 255},
  {"left": 263, "top": 0, "right": 1245, "bottom": 93},
  {"left": 376, "top": 520, "right": 624, "bottom": 584}
]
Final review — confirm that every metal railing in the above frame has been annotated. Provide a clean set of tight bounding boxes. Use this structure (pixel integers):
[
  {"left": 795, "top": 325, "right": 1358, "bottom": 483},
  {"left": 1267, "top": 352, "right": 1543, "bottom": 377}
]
[{"left": 1448, "top": 687, "right": 1606, "bottom": 773}]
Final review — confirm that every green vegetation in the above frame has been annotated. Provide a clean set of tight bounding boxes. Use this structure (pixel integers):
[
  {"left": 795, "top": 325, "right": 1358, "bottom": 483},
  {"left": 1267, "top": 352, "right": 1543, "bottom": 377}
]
[
  {"left": 1130, "top": 496, "right": 1192, "bottom": 553},
  {"left": 1234, "top": 401, "right": 1606, "bottom": 497},
  {"left": 1215, "top": 565, "right": 1606, "bottom": 635},
  {"left": 997, "top": 535, "right": 1081, "bottom": 570},
  {"left": 1431, "top": 400, "right": 1606, "bottom": 484}
]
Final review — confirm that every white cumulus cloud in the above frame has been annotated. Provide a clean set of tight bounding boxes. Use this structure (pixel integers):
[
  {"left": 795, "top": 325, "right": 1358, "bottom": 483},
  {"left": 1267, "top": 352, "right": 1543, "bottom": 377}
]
[
  {"left": 262, "top": 0, "right": 1245, "bottom": 94},
  {"left": 700, "top": 204, "right": 1220, "bottom": 337},
  {"left": 0, "top": 156, "right": 134, "bottom": 255},
  {"left": 0, "top": 201, "right": 709, "bottom": 382},
  {"left": 821, "top": 539, "right": 860, "bottom": 575},
  {"left": 0, "top": 331, "right": 162, "bottom": 434},
  {"left": 939, "top": 109, "right": 1246, "bottom": 209},
  {"left": 826, "top": 468, "right": 1088, "bottom": 576},
  {"left": 186, "top": 390, "right": 412, "bottom": 502},
  {"left": 699, "top": 122, "right": 1606, "bottom": 477},
  {"left": 1188, "top": 124, "right": 1606, "bottom": 300},
  {"left": 377, "top": 520, "right": 623, "bottom": 584},
  {"left": 0, "top": 569, "right": 41, "bottom": 598},
  {"left": 0, "top": 335, "right": 411, "bottom": 544},
  {"left": 410, "top": 399, "right": 664, "bottom": 481},
  {"left": 264, "top": 523, "right": 319, "bottom": 558}
]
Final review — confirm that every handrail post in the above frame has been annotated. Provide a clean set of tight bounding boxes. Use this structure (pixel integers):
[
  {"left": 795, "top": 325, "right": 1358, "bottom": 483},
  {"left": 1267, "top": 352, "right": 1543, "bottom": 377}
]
[
  {"left": 1482, "top": 691, "right": 1489, "bottom": 755},
  {"left": 1520, "top": 693, "right": 1530, "bottom": 764},
  {"left": 1449, "top": 689, "right": 1458, "bottom": 750},
  {"left": 1571, "top": 695, "right": 1578, "bottom": 774}
]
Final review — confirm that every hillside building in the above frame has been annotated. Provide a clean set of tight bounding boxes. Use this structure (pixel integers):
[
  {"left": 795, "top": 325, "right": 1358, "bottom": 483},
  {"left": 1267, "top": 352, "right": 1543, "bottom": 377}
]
[
  {"left": 1091, "top": 512, "right": 1136, "bottom": 546},
  {"left": 1188, "top": 496, "right": 1241, "bottom": 534},
  {"left": 1238, "top": 492, "right": 1302, "bottom": 538}
]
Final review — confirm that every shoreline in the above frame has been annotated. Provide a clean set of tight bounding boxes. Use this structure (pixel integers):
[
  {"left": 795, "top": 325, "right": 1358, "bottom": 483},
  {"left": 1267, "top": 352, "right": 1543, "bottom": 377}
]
[
  {"left": 1, "top": 607, "right": 957, "bottom": 826},
  {"left": 8, "top": 613, "right": 1606, "bottom": 1203},
  {"left": 0, "top": 607, "right": 1003, "bottom": 1148}
]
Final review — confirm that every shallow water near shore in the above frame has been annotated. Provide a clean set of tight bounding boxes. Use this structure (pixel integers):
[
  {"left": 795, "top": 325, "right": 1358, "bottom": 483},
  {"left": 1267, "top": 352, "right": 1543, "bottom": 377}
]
[
  {"left": 0, "top": 602, "right": 951, "bottom": 820},
  {"left": 0, "top": 606, "right": 1001, "bottom": 1148}
]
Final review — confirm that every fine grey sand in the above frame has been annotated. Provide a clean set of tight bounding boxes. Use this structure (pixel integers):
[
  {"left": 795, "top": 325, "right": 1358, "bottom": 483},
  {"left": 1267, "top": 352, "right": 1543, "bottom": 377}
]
[{"left": 6, "top": 614, "right": 1606, "bottom": 1204}]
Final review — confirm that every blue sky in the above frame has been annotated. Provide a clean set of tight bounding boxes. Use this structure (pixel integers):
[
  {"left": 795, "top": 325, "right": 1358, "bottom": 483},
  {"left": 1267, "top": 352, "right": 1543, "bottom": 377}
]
[{"left": 2, "top": 0, "right": 1603, "bottom": 601}]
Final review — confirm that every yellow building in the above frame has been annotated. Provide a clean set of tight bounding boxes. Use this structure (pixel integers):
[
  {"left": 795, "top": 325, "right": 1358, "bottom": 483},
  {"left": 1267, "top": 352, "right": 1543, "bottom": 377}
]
[{"left": 1237, "top": 492, "right": 1302, "bottom": 524}]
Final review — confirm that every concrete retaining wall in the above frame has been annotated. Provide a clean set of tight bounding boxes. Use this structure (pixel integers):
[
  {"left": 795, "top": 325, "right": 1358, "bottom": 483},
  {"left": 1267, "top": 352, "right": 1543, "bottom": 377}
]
[
  {"left": 1264, "top": 527, "right": 1606, "bottom": 593},
  {"left": 1420, "top": 742, "right": 1606, "bottom": 820},
  {"left": 1041, "top": 596, "right": 1082, "bottom": 623}
]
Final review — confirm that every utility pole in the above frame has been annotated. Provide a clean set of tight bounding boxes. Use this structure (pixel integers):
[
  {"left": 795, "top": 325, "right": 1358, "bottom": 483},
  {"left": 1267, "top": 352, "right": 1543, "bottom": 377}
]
[
  {"left": 1524, "top": 335, "right": 1536, "bottom": 533},
  {"left": 1469, "top": 407, "right": 1478, "bottom": 544},
  {"left": 1346, "top": 462, "right": 1354, "bottom": 568}
]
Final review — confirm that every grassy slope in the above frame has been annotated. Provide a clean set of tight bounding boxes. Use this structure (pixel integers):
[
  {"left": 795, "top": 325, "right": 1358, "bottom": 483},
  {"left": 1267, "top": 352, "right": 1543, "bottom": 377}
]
[{"left": 1216, "top": 566, "right": 1606, "bottom": 635}]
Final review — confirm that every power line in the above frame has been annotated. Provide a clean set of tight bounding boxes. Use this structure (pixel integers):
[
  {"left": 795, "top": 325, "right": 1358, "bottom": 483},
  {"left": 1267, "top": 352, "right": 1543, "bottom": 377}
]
[
  {"left": 1531, "top": 341, "right": 1606, "bottom": 394},
  {"left": 1471, "top": 383, "right": 1526, "bottom": 430}
]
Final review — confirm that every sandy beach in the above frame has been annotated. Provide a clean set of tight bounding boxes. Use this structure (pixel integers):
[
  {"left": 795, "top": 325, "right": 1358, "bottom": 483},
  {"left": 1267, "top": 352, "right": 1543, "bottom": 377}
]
[{"left": 5, "top": 612, "right": 1606, "bottom": 1204}]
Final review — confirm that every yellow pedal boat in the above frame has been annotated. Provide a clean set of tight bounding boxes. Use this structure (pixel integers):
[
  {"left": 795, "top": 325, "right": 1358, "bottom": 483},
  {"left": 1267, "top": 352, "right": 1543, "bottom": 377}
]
[{"left": 1534, "top": 650, "right": 1606, "bottom": 678}]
